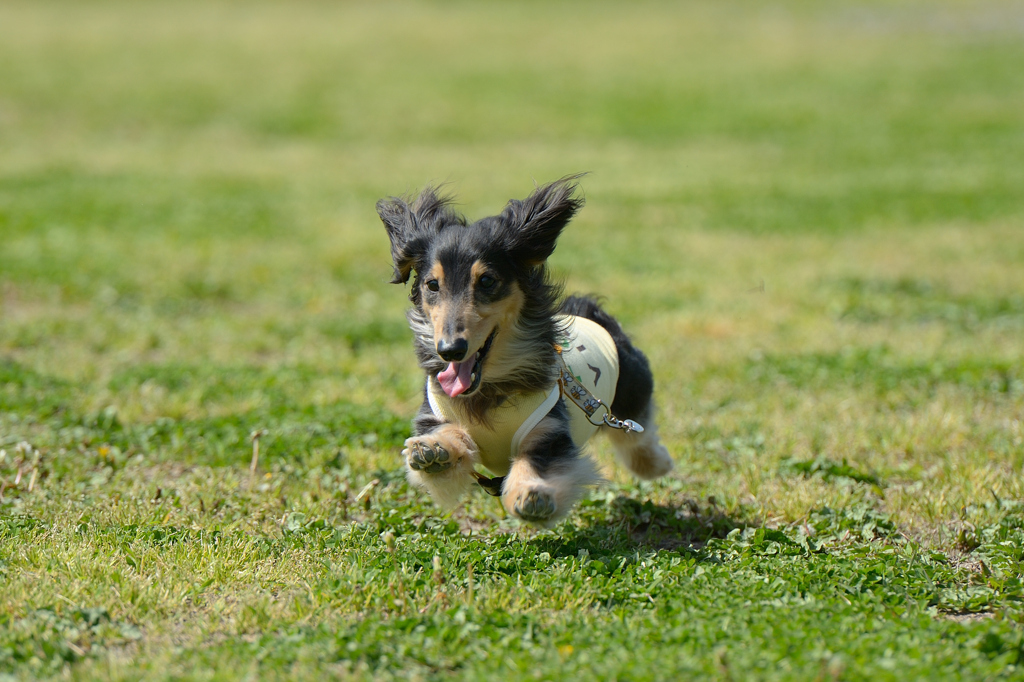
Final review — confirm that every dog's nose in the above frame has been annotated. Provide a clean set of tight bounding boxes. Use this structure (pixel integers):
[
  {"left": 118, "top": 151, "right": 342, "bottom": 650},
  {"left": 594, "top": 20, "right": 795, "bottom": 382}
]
[{"left": 437, "top": 338, "right": 469, "bottom": 362}]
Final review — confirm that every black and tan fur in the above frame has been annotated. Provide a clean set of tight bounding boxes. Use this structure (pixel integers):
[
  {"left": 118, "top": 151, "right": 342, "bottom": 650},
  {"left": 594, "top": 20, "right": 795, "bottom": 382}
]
[{"left": 377, "top": 175, "right": 673, "bottom": 525}]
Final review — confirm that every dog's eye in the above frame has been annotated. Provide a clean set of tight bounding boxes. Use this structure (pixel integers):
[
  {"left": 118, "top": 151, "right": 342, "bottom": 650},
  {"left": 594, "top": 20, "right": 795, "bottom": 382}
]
[
  {"left": 426, "top": 279, "right": 440, "bottom": 292},
  {"left": 479, "top": 275, "right": 497, "bottom": 290}
]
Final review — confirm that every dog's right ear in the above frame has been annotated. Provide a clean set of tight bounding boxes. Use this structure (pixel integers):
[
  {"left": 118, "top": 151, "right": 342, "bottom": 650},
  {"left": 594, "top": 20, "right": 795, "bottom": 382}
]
[
  {"left": 376, "top": 197, "right": 419, "bottom": 284},
  {"left": 376, "top": 187, "right": 464, "bottom": 285}
]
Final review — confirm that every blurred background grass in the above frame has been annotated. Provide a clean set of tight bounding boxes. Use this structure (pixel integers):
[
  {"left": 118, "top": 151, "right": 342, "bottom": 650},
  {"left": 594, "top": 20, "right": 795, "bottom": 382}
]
[{"left": 1, "top": 0, "right": 1023, "bottom": 533}]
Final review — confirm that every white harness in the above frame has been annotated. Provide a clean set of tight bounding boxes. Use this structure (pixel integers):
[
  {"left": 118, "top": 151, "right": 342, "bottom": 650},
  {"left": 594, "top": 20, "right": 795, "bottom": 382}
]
[{"left": 426, "top": 316, "right": 626, "bottom": 480}]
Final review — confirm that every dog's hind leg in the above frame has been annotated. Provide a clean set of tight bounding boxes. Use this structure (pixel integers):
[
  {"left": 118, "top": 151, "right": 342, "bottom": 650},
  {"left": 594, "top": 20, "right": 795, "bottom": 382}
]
[
  {"left": 561, "top": 296, "right": 673, "bottom": 479},
  {"left": 559, "top": 295, "right": 674, "bottom": 479},
  {"left": 605, "top": 403, "right": 673, "bottom": 480},
  {"left": 502, "top": 402, "right": 602, "bottom": 527},
  {"left": 403, "top": 396, "right": 479, "bottom": 509},
  {"left": 604, "top": 353, "right": 673, "bottom": 480}
]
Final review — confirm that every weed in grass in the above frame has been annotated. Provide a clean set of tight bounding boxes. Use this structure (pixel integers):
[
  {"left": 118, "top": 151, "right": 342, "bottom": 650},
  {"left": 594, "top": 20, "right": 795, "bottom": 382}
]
[{"left": 781, "top": 455, "right": 883, "bottom": 488}]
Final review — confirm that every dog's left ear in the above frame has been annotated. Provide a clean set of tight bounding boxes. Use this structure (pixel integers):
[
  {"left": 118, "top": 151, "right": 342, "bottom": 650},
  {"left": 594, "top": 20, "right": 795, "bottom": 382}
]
[
  {"left": 377, "top": 187, "right": 463, "bottom": 284},
  {"left": 500, "top": 174, "right": 586, "bottom": 266}
]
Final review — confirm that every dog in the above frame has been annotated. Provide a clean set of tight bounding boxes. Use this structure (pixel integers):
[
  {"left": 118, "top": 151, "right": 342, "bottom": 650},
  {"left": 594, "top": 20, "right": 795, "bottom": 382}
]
[{"left": 377, "top": 175, "right": 673, "bottom": 526}]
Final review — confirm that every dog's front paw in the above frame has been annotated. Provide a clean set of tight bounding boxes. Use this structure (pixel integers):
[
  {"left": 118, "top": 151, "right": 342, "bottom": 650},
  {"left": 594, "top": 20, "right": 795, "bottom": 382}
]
[
  {"left": 511, "top": 488, "right": 558, "bottom": 523},
  {"left": 500, "top": 455, "right": 600, "bottom": 526},
  {"left": 402, "top": 427, "right": 476, "bottom": 477},
  {"left": 402, "top": 427, "right": 479, "bottom": 509},
  {"left": 403, "top": 438, "right": 455, "bottom": 474}
]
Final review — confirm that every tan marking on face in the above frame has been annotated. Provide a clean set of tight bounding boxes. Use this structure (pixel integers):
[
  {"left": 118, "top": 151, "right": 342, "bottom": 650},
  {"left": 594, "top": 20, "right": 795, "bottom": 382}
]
[
  {"left": 475, "top": 282, "right": 523, "bottom": 330},
  {"left": 425, "top": 260, "right": 525, "bottom": 360},
  {"left": 471, "top": 282, "right": 528, "bottom": 379},
  {"left": 470, "top": 280, "right": 524, "bottom": 361},
  {"left": 427, "top": 262, "right": 445, "bottom": 288},
  {"left": 422, "top": 262, "right": 450, "bottom": 343}
]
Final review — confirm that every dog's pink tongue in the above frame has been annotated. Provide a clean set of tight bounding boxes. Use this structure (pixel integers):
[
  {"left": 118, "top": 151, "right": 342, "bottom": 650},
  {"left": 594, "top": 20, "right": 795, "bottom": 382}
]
[{"left": 437, "top": 359, "right": 474, "bottom": 397}]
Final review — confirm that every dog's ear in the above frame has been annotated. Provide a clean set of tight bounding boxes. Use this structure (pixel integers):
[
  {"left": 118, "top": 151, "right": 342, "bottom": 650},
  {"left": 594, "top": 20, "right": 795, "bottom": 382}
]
[
  {"left": 377, "top": 187, "right": 463, "bottom": 284},
  {"left": 377, "top": 196, "right": 419, "bottom": 284},
  {"left": 499, "top": 174, "right": 586, "bottom": 266}
]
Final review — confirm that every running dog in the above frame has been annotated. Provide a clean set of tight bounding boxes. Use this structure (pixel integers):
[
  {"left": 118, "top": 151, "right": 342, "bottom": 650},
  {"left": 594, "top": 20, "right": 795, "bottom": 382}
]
[{"left": 377, "top": 175, "right": 673, "bottom": 526}]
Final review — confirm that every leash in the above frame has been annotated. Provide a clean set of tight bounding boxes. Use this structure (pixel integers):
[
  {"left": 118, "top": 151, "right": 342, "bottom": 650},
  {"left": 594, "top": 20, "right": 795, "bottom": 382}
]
[
  {"left": 472, "top": 345, "right": 644, "bottom": 497},
  {"left": 555, "top": 344, "right": 645, "bottom": 434}
]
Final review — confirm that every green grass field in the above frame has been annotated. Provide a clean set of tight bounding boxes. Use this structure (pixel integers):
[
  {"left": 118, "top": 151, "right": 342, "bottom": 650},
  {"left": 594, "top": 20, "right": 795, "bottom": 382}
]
[{"left": 2, "top": 0, "right": 1024, "bottom": 679}]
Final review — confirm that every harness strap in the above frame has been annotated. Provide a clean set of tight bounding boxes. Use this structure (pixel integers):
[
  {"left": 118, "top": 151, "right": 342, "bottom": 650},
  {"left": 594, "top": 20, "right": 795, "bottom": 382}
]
[{"left": 509, "top": 385, "right": 560, "bottom": 458}]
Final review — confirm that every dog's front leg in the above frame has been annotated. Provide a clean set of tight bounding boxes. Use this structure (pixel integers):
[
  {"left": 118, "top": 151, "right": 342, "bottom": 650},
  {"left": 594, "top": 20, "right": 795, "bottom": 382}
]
[
  {"left": 502, "top": 402, "right": 601, "bottom": 527},
  {"left": 403, "top": 397, "right": 479, "bottom": 508}
]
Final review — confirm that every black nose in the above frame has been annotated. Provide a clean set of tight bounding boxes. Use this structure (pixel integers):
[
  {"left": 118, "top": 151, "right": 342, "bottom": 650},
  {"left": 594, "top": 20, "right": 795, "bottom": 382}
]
[{"left": 437, "top": 338, "right": 469, "bottom": 362}]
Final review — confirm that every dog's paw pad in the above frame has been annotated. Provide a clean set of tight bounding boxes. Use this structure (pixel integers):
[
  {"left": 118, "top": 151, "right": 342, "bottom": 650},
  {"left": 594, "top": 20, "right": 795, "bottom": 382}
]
[
  {"left": 431, "top": 443, "right": 450, "bottom": 462},
  {"left": 404, "top": 439, "right": 454, "bottom": 474},
  {"left": 513, "top": 489, "right": 557, "bottom": 522}
]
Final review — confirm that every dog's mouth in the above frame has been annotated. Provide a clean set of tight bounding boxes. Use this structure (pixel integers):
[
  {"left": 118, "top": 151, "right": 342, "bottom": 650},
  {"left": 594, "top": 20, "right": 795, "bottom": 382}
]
[{"left": 436, "top": 329, "right": 497, "bottom": 398}]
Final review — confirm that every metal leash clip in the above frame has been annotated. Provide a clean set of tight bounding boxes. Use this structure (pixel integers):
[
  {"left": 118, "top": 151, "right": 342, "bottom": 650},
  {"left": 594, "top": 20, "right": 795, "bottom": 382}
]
[
  {"left": 556, "top": 348, "right": 644, "bottom": 434},
  {"left": 602, "top": 413, "right": 644, "bottom": 433}
]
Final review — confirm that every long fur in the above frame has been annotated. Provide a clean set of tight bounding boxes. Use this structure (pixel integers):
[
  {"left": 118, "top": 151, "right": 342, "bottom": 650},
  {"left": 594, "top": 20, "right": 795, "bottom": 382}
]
[{"left": 379, "top": 175, "right": 672, "bottom": 524}]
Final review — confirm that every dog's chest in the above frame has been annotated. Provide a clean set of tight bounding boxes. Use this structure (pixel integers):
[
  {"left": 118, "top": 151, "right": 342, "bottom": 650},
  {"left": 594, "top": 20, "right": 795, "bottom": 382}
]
[
  {"left": 427, "top": 315, "right": 619, "bottom": 476},
  {"left": 428, "top": 387, "right": 553, "bottom": 475}
]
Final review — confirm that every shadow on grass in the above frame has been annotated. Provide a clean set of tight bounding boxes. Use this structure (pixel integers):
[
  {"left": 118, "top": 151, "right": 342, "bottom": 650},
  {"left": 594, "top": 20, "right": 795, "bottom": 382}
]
[{"left": 533, "top": 494, "right": 756, "bottom": 560}]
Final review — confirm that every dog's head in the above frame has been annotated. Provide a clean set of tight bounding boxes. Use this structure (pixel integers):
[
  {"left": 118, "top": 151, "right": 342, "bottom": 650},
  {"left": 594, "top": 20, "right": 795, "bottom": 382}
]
[{"left": 377, "top": 175, "right": 584, "bottom": 398}]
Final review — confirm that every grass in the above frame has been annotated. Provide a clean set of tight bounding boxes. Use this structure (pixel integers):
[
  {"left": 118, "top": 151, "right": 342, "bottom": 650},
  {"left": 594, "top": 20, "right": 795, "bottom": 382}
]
[{"left": 1, "top": 0, "right": 1024, "bottom": 678}]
